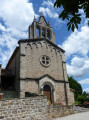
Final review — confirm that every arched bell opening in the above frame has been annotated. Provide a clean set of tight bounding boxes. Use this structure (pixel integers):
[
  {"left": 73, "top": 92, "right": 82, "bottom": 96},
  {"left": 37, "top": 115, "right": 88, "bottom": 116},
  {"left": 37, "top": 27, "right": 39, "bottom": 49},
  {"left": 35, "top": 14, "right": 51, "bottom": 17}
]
[
  {"left": 42, "top": 27, "right": 45, "bottom": 38},
  {"left": 47, "top": 29, "right": 51, "bottom": 40},
  {"left": 36, "top": 25, "right": 40, "bottom": 37}
]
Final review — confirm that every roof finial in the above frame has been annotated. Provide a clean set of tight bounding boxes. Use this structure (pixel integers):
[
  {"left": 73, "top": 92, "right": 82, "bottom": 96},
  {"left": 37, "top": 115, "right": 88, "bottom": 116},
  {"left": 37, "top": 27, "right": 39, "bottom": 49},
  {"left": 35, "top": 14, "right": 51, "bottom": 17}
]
[
  {"left": 40, "top": 12, "right": 43, "bottom": 16},
  {"left": 33, "top": 15, "right": 36, "bottom": 21},
  {"left": 48, "top": 21, "right": 51, "bottom": 27}
]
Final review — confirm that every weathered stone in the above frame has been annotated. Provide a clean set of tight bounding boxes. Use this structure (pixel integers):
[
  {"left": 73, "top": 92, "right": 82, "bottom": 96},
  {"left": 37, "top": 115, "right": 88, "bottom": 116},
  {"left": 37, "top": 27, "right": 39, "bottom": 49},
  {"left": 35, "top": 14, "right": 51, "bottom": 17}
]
[{"left": 0, "top": 97, "right": 48, "bottom": 120}]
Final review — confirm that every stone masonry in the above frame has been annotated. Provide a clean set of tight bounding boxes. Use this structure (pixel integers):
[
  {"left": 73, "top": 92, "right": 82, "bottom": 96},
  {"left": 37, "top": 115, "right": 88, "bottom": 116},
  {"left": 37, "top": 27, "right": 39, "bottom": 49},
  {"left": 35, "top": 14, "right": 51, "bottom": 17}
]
[
  {"left": 0, "top": 96, "right": 74, "bottom": 120},
  {"left": 0, "top": 96, "right": 47, "bottom": 120},
  {"left": 0, "top": 14, "right": 74, "bottom": 105}
]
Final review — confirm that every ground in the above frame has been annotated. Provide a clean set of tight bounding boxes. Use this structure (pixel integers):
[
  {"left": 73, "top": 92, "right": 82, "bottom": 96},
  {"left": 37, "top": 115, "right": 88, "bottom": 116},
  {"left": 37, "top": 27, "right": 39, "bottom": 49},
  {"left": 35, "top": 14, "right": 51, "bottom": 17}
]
[{"left": 53, "top": 111, "right": 89, "bottom": 120}]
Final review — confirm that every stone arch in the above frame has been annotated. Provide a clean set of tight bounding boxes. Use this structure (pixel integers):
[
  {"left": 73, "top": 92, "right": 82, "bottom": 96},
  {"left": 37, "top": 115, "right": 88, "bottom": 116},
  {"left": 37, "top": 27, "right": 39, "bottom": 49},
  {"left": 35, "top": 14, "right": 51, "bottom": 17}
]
[
  {"left": 41, "top": 81, "right": 54, "bottom": 104},
  {"left": 25, "top": 44, "right": 32, "bottom": 56},
  {"left": 36, "top": 25, "right": 40, "bottom": 37},
  {"left": 32, "top": 43, "right": 37, "bottom": 49},
  {"left": 26, "top": 43, "right": 32, "bottom": 49},
  {"left": 56, "top": 50, "right": 60, "bottom": 56},
  {"left": 52, "top": 47, "right": 56, "bottom": 55},
  {"left": 47, "top": 44, "right": 52, "bottom": 51},
  {"left": 42, "top": 27, "right": 46, "bottom": 37},
  {"left": 42, "top": 81, "right": 54, "bottom": 91},
  {"left": 37, "top": 42, "right": 42, "bottom": 48},
  {"left": 47, "top": 28, "right": 51, "bottom": 40},
  {"left": 42, "top": 42, "right": 47, "bottom": 48}
]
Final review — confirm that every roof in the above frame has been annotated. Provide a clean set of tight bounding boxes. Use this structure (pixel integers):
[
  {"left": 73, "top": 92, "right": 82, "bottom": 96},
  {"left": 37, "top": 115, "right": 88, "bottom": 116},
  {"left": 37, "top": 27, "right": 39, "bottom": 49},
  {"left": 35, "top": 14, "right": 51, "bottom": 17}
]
[
  {"left": 18, "top": 38, "right": 65, "bottom": 52},
  {"left": 38, "top": 15, "right": 48, "bottom": 26},
  {"left": 6, "top": 47, "right": 19, "bottom": 69},
  {"left": 70, "top": 88, "right": 75, "bottom": 92}
]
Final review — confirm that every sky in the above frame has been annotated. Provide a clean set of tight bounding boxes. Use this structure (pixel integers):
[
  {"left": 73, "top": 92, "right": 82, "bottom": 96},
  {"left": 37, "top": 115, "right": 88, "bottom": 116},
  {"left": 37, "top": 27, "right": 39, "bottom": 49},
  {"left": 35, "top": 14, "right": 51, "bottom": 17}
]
[{"left": 0, "top": 0, "right": 89, "bottom": 92}]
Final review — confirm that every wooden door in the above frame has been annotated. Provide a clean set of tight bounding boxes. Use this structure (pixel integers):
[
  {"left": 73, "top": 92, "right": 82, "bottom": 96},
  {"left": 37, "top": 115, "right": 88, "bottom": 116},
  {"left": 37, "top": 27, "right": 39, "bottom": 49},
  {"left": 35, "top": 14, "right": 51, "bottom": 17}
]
[
  {"left": 43, "top": 84, "right": 52, "bottom": 103},
  {"left": 43, "top": 90, "right": 51, "bottom": 100}
]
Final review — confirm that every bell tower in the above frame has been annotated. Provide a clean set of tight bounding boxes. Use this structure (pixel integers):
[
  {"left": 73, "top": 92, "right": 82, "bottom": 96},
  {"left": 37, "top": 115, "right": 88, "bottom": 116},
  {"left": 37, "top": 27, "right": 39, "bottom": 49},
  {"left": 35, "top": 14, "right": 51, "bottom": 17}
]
[{"left": 28, "top": 13, "right": 56, "bottom": 44}]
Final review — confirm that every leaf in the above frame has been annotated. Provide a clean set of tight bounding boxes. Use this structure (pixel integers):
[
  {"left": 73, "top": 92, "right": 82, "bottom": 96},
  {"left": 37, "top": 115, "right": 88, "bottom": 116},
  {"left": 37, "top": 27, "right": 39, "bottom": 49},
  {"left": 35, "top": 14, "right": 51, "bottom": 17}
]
[
  {"left": 67, "top": 22, "right": 70, "bottom": 26},
  {"left": 75, "top": 22, "right": 78, "bottom": 30},
  {"left": 72, "top": 24, "right": 75, "bottom": 32},
  {"left": 68, "top": 24, "right": 71, "bottom": 31}
]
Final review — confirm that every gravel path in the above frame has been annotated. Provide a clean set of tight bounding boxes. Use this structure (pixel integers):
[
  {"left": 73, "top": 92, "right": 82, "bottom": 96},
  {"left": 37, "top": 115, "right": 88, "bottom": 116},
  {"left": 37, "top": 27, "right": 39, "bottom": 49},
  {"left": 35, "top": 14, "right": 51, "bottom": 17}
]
[{"left": 53, "top": 111, "right": 89, "bottom": 120}]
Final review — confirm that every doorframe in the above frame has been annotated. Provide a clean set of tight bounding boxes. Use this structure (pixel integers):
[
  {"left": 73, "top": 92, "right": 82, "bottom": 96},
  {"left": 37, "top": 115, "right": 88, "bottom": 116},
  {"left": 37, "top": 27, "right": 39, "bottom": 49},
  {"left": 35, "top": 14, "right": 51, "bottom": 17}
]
[{"left": 41, "top": 82, "right": 55, "bottom": 104}]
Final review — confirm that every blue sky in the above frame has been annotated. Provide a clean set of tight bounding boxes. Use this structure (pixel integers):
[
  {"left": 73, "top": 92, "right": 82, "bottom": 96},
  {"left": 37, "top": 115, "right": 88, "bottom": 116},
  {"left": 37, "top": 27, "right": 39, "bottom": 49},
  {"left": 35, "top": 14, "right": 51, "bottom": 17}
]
[{"left": 0, "top": 0, "right": 89, "bottom": 92}]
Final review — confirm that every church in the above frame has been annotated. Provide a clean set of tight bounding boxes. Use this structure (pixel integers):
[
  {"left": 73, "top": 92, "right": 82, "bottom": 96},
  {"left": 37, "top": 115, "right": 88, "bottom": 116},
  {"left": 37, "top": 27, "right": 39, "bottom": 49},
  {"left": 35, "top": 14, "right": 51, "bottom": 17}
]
[{"left": 0, "top": 14, "right": 74, "bottom": 105}]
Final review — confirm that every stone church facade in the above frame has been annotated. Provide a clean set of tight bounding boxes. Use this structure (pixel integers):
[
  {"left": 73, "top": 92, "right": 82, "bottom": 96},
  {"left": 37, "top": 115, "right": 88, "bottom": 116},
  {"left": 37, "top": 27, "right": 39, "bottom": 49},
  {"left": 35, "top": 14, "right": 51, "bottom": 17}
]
[{"left": 0, "top": 15, "right": 74, "bottom": 105}]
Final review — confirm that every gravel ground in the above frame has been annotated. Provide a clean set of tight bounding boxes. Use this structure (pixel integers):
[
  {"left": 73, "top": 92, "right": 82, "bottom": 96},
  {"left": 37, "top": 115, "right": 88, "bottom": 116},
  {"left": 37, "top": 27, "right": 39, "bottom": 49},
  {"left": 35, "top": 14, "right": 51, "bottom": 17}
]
[{"left": 53, "top": 111, "right": 89, "bottom": 120}]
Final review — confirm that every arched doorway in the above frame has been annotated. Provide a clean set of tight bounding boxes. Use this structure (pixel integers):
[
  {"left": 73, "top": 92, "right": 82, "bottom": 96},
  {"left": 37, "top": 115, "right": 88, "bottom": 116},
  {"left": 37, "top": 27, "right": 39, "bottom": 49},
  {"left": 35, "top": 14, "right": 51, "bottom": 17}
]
[{"left": 43, "top": 84, "right": 52, "bottom": 103}]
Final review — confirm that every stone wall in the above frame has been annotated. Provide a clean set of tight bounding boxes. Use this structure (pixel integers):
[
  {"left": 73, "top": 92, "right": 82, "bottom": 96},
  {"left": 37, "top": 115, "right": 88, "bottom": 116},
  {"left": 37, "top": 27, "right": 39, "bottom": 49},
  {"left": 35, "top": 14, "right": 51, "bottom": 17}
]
[
  {"left": 47, "top": 105, "right": 74, "bottom": 119},
  {"left": 6, "top": 48, "right": 20, "bottom": 94},
  {"left": 0, "top": 96, "right": 47, "bottom": 120},
  {"left": 20, "top": 41, "right": 64, "bottom": 80},
  {"left": 70, "top": 89, "right": 75, "bottom": 104},
  {"left": 25, "top": 79, "right": 38, "bottom": 94}
]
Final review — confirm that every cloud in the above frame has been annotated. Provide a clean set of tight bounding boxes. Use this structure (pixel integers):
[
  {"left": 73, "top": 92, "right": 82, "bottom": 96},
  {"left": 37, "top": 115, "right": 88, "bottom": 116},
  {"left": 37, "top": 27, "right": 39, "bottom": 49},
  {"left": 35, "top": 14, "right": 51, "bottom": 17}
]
[
  {"left": 39, "top": 7, "right": 58, "bottom": 18},
  {"left": 61, "top": 22, "right": 89, "bottom": 78},
  {"left": 0, "top": 23, "right": 6, "bottom": 31},
  {"left": 83, "top": 88, "right": 89, "bottom": 92},
  {"left": 62, "top": 26, "right": 89, "bottom": 58},
  {"left": 67, "top": 56, "right": 89, "bottom": 78},
  {"left": 79, "top": 79, "right": 89, "bottom": 84},
  {"left": 0, "top": 0, "right": 35, "bottom": 30},
  {"left": 39, "top": 0, "right": 59, "bottom": 19},
  {"left": 0, "top": 0, "right": 35, "bottom": 67}
]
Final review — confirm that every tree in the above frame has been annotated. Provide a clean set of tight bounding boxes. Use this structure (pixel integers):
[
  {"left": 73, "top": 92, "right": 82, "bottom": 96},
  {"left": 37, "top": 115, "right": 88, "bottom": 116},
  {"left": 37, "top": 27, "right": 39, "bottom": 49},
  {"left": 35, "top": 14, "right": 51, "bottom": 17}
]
[
  {"left": 54, "top": 0, "right": 89, "bottom": 31},
  {"left": 77, "top": 95, "right": 86, "bottom": 104},
  {"left": 82, "top": 91, "right": 89, "bottom": 102},
  {"left": 68, "top": 76, "right": 82, "bottom": 100}
]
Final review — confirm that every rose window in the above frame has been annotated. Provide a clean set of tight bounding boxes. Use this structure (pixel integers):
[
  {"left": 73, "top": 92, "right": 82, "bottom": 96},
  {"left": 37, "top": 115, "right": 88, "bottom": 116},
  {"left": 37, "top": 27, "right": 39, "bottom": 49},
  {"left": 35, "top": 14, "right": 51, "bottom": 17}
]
[{"left": 40, "top": 55, "right": 51, "bottom": 67}]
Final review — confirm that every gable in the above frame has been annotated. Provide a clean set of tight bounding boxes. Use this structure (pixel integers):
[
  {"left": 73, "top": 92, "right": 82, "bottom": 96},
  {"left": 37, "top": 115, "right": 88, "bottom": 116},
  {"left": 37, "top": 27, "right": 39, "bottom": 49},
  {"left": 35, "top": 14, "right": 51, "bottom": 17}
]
[
  {"left": 39, "top": 76, "right": 55, "bottom": 90},
  {"left": 38, "top": 16, "right": 48, "bottom": 26}
]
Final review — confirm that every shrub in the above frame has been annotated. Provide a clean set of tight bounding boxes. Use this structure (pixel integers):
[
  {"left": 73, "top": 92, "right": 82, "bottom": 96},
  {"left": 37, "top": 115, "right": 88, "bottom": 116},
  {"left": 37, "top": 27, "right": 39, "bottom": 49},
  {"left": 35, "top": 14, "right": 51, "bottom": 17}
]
[{"left": 77, "top": 95, "right": 86, "bottom": 104}]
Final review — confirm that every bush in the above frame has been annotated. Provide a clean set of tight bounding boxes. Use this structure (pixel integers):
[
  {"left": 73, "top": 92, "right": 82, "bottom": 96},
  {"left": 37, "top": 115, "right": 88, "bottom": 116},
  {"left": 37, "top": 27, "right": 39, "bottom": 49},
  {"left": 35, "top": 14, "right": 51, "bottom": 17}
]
[{"left": 77, "top": 95, "right": 86, "bottom": 104}]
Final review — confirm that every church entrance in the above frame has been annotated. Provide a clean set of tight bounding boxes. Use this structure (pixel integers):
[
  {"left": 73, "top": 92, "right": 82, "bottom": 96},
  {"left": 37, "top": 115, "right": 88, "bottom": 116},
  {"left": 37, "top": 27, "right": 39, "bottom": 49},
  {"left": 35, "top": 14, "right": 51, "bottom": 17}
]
[{"left": 43, "top": 84, "right": 52, "bottom": 104}]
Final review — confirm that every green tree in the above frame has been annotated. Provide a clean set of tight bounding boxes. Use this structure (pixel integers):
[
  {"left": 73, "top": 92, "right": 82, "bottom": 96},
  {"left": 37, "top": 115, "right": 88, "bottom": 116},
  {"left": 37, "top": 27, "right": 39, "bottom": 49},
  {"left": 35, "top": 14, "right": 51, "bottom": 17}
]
[
  {"left": 54, "top": 0, "right": 89, "bottom": 31},
  {"left": 82, "top": 91, "right": 89, "bottom": 102},
  {"left": 77, "top": 95, "right": 86, "bottom": 104},
  {"left": 68, "top": 76, "right": 82, "bottom": 100}
]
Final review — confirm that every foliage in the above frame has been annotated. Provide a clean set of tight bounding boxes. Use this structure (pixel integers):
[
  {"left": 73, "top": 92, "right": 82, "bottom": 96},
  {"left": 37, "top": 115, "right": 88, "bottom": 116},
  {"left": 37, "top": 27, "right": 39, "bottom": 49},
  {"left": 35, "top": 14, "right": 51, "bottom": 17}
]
[
  {"left": 68, "top": 76, "right": 89, "bottom": 104},
  {"left": 54, "top": 0, "right": 89, "bottom": 31},
  {"left": 68, "top": 76, "right": 82, "bottom": 100},
  {"left": 77, "top": 95, "right": 86, "bottom": 104},
  {"left": 73, "top": 100, "right": 81, "bottom": 105},
  {"left": 82, "top": 91, "right": 89, "bottom": 102}
]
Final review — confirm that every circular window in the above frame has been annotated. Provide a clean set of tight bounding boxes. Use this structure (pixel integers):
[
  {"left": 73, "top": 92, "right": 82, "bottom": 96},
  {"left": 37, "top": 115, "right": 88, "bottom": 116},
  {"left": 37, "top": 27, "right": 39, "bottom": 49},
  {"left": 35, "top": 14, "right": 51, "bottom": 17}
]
[{"left": 40, "top": 55, "right": 51, "bottom": 67}]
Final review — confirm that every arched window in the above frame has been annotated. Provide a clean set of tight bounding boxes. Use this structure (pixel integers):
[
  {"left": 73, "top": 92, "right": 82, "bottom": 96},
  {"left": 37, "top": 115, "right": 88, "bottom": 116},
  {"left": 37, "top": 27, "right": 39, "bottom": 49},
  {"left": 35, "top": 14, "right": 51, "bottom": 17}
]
[{"left": 42, "top": 27, "right": 45, "bottom": 38}]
